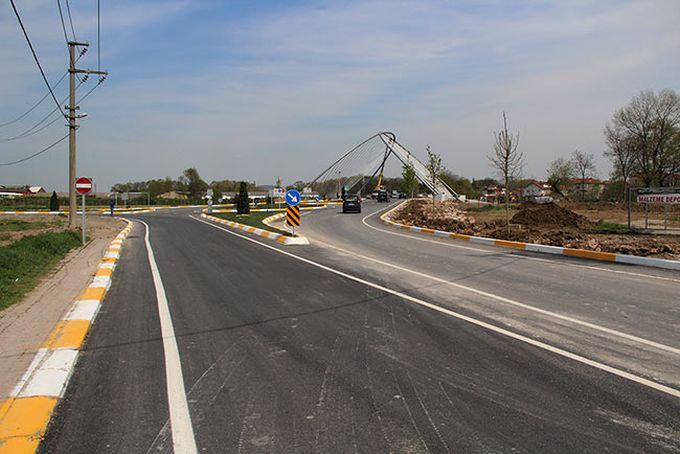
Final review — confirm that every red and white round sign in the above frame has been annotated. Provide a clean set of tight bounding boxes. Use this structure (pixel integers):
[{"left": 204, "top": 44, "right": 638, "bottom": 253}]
[{"left": 75, "top": 177, "right": 94, "bottom": 195}]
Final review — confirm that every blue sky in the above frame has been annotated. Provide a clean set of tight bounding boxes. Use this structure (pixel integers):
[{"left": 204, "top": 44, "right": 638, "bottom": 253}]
[{"left": 1, "top": 0, "right": 679, "bottom": 191}]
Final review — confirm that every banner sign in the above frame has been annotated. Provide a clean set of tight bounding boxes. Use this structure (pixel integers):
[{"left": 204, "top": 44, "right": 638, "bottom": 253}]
[{"left": 637, "top": 193, "right": 680, "bottom": 204}]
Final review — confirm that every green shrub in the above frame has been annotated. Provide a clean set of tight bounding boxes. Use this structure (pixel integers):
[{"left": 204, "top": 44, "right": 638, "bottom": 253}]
[
  {"left": 49, "top": 191, "right": 60, "bottom": 211},
  {"left": 237, "top": 182, "right": 250, "bottom": 214}
]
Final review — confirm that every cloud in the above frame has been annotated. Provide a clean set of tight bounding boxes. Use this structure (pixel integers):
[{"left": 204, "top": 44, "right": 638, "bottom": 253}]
[{"left": 1, "top": 0, "right": 679, "bottom": 190}]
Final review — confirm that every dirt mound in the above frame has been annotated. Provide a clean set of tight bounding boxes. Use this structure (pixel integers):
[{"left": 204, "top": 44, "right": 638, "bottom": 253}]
[
  {"left": 511, "top": 202, "right": 592, "bottom": 228},
  {"left": 391, "top": 200, "right": 475, "bottom": 233}
]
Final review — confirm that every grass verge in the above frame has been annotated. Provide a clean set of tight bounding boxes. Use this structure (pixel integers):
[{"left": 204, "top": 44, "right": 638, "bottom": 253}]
[
  {"left": 212, "top": 212, "right": 292, "bottom": 236},
  {"left": 592, "top": 221, "right": 632, "bottom": 234},
  {"left": 0, "top": 230, "right": 82, "bottom": 311}
]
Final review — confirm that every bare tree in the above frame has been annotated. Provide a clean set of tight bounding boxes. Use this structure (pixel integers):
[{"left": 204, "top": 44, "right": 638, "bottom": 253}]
[
  {"left": 488, "top": 112, "right": 524, "bottom": 231},
  {"left": 425, "top": 145, "right": 445, "bottom": 212},
  {"left": 610, "top": 89, "right": 680, "bottom": 187},
  {"left": 570, "top": 150, "right": 597, "bottom": 201}
]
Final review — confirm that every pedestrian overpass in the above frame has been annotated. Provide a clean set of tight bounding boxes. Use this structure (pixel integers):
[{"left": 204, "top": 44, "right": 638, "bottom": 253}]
[{"left": 310, "top": 132, "right": 460, "bottom": 200}]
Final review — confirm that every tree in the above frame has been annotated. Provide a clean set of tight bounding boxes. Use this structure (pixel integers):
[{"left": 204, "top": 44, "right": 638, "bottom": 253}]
[
  {"left": 604, "top": 124, "right": 637, "bottom": 200},
  {"left": 546, "top": 158, "right": 574, "bottom": 198},
  {"left": 49, "top": 191, "right": 59, "bottom": 211},
  {"left": 276, "top": 177, "right": 282, "bottom": 188},
  {"left": 236, "top": 181, "right": 250, "bottom": 214},
  {"left": 488, "top": 112, "right": 524, "bottom": 231},
  {"left": 425, "top": 145, "right": 445, "bottom": 211},
  {"left": 401, "top": 161, "right": 418, "bottom": 198},
  {"left": 181, "top": 168, "right": 208, "bottom": 199},
  {"left": 441, "top": 171, "right": 474, "bottom": 198},
  {"left": 570, "top": 149, "right": 597, "bottom": 200},
  {"left": 609, "top": 89, "right": 680, "bottom": 187}
]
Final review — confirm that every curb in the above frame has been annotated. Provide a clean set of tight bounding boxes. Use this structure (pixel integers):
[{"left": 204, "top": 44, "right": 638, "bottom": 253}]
[
  {"left": 208, "top": 205, "right": 327, "bottom": 214},
  {"left": 201, "top": 213, "right": 309, "bottom": 245},
  {"left": 0, "top": 220, "right": 134, "bottom": 453},
  {"left": 380, "top": 202, "right": 680, "bottom": 271}
]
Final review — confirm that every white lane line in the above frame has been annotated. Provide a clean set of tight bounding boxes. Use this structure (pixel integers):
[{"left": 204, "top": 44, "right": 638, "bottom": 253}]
[
  {"left": 311, "top": 238, "right": 680, "bottom": 355},
  {"left": 140, "top": 220, "right": 198, "bottom": 454},
  {"left": 192, "top": 215, "right": 680, "bottom": 399},
  {"left": 361, "top": 205, "right": 680, "bottom": 284}
]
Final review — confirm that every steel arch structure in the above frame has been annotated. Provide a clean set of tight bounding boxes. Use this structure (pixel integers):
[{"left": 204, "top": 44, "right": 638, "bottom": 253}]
[{"left": 310, "top": 132, "right": 459, "bottom": 200}]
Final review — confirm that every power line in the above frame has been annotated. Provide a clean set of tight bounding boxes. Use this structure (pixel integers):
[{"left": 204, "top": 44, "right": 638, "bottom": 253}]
[
  {"left": 0, "top": 134, "right": 68, "bottom": 166},
  {"left": 97, "top": 0, "right": 101, "bottom": 70},
  {"left": 9, "top": 0, "right": 67, "bottom": 119},
  {"left": 56, "top": 0, "right": 69, "bottom": 44},
  {"left": 65, "top": 0, "right": 77, "bottom": 41},
  {"left": 0, "top": 78, "right": 88, "bottom": 142},
  {"left": 0, "top": 50, "right": 85, "bottom": 129}
]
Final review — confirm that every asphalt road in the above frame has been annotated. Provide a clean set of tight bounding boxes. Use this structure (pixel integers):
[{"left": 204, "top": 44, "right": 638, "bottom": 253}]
[{"left": 40, "top": 203, "right": 680, "bottom": 453}]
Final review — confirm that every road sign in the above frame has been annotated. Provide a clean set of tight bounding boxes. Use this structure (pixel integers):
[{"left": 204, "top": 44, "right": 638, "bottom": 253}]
[
  {"left": 285, "top": 189, "right": 301, "bottom": 206},
  {"left": 75, "top": 177, "right": 93, "bottom": 195},
  {"left": 286, "top": 205, "right": 301, "bottom": 227},
  {"left": 207, "top": 188, "right": 213, "bottom": 197}
]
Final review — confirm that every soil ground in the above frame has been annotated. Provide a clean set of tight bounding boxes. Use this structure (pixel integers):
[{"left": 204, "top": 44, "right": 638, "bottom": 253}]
[
  {"left": 0, "top": 214, "right": 126, "bottom": 398},
  {"left": 390, "top": 199, "right": 680, "bottom": 260}
]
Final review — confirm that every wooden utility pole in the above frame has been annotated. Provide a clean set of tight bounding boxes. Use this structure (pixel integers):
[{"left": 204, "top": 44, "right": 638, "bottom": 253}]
[{"left": 67, "top": 41, "right": 108, "bottom": 228}]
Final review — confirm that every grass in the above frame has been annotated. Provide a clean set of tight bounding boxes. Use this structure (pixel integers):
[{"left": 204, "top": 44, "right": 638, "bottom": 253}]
[
  {"left": 0, "top": 230, "right": 82, "bottom": 311},
  {"left": 212, "top": 212, "right": 292, "bottom": 236},
  {"left": 0, "top": 218, "right": 55, "bottom": 232},
  {"left": 592, "top": 221, "right": 632, "bottom": 234}
]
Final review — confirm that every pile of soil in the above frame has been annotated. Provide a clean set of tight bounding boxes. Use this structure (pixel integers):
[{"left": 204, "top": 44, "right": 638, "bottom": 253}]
[
  {"left": 390, "top": 199, "right": 475, "bottom": 234},
  {"left": 510, "top": 202, "right": 593, "bottom": 228},
  {"left": 390, "top": 199, "right": 680, "bottom": 259}
]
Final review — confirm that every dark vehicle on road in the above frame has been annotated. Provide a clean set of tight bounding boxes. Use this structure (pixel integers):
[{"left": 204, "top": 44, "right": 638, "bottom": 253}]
[
  {"left": 342, "top": 194, "right": 362, "bottom": 213},
  {"left": 376, "top": 189, "right": 389, "bottom": 203}
]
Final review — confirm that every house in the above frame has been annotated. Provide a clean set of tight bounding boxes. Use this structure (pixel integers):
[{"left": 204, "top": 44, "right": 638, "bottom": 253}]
[
  {"left": 157, "top": 191, "right": 189, "bottom": 200},
  {"left": 521, "top": 181, "right": 551, "bottom": 200},
  {"left": 567, "top": 178, "right": 604, "bottom": 199},
  {"left": 0, "top": 185, "right": 47, "bottom": 197}
]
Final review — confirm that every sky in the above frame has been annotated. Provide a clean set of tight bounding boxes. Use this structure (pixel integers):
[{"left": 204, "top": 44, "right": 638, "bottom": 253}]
[{"left": 1, "top": 0, "right": 679, "bottom": 191}]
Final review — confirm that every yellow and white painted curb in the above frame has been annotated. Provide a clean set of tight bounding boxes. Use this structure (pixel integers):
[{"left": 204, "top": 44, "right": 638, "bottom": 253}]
[
  {"left": 381, "top": 202, "right": 680, "bottom": 271},
  {"left": 0, "top": 220, "right": 134, "bottom": 453},
  {"left": 201, "top": 213, "right": 309, "bottom": 245},
  {"left": 0, "top": 211, "right": 67, "bottom": 216}
]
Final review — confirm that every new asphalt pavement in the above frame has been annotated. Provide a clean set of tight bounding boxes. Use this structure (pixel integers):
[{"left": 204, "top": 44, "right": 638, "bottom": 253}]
[{"left": 39, "top": 202, "right": 680, "bottom": 453}]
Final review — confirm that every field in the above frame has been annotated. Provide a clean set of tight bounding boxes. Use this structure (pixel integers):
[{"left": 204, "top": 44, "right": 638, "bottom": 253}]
[{"left": 391, "top": 199, "right": 680, "bottom": 259}]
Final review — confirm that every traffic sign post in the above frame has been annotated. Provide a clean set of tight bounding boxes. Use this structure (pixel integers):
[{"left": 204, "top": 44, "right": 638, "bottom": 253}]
[
  {"left": 285, "top": 189, "right": 301, "bottom": 207},
  {"left": 75, "top": 177, "right": 94, "bottom": 245},
  {"left": 286, "top": 205, "right": 301, "bottom": 235},
  {"left": 285, "top": 189, "right": 302, "bottom": 235}
]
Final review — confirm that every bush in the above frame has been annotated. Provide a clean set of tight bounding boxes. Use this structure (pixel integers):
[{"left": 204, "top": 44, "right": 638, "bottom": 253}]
[
  {"left": 237, "top": 182, "right": 250, "bottom": 214},
  {"left": 49, "top": 191, "right": 59, "bottom": 211}
]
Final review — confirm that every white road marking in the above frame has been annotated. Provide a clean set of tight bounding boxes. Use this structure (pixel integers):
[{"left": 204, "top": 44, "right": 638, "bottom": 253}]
[
  {"left": 139, "top": 220, "right": 198, "bottom": 454},
  {"left": 192, "top": 215, "right": 680, "bottom": 399},
  {"left": 361, "top": 205, "right": 680, "bottom": 284},
  {"left": 311, "top": 238, "right": 680, "bottom": 355}
]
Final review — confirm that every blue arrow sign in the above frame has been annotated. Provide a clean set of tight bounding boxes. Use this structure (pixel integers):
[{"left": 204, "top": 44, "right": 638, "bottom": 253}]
[{"left": 285, "top": 189, "right": 301, "bottom": 207}]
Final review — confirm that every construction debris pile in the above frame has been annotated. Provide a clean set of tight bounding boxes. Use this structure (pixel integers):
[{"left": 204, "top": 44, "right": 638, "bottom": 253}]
[
  {"left": 390, "top": 200, "right": 476, "bottom": 234},
  {"left": 390, "top": 200, "right": 680, "bottom": 259}
]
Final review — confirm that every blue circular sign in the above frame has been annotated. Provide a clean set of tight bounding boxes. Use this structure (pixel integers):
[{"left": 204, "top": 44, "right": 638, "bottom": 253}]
[{"left": 285, "top": 189, "right": 301, "bottom": 206}]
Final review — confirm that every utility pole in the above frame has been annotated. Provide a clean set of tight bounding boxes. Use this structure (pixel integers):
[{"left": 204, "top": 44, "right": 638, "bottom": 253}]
[{"left": 67, "top": 41, "right": 108, "bottom": 228}]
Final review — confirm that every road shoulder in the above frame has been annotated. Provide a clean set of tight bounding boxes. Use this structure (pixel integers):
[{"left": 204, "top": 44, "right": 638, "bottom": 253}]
[{"left": 0, "top": 217, "right": 131, "bottom": 452}]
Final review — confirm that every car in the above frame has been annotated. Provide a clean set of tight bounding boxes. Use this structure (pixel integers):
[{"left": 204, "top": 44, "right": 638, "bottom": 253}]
[
  {"left": 376, "top": 189, "right": 389, "bottom": 203},
  {"left": 342, "top": 194, "right": 362, "bottom": 213}
]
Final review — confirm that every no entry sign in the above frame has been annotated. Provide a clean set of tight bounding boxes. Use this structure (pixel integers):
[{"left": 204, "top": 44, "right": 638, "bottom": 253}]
[{"left": 75, "top": 177, "right": 94, "bottom": 195}]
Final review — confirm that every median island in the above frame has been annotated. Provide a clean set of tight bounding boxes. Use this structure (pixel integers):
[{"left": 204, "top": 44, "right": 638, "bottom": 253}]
[{"left": 211, "top": 212, "right": 292, "bottom": 236}]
